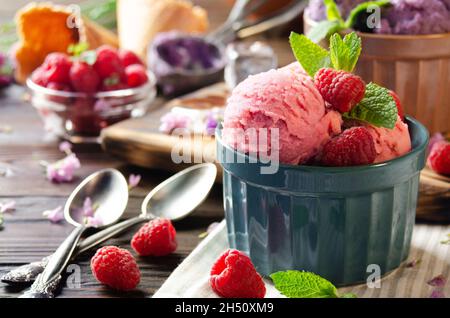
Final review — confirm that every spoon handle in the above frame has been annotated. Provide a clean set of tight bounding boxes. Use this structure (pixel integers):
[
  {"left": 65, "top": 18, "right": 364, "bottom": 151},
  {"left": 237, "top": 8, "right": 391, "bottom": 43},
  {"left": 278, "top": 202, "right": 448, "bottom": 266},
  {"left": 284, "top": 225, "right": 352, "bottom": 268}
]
[
  {"left": 77, "top": 216, "right": 146, "bottom": 254},
  {"left": 21, "top": 226, "right": 86, "bottom": 298}
]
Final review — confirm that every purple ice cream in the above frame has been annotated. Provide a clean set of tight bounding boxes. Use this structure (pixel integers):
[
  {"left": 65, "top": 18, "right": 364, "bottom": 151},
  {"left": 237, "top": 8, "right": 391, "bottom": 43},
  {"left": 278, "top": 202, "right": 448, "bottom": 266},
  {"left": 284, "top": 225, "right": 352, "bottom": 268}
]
[
  {"left": 377, "top": 0, "right": 450, "bottom": 35},
  {"left": 306, "top": 0, "right": 366, "bottom": 21}
]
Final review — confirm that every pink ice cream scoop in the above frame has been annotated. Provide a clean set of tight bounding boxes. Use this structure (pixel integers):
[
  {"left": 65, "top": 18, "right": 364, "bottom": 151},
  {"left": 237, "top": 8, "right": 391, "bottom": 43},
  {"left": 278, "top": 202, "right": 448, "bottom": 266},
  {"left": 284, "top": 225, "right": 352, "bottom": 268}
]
[
  {"left": 222, "top": 63, "right": 343, "bottom": 165},
  {"left": 366, "top": 117, "right": 412, "bottom": 163}
]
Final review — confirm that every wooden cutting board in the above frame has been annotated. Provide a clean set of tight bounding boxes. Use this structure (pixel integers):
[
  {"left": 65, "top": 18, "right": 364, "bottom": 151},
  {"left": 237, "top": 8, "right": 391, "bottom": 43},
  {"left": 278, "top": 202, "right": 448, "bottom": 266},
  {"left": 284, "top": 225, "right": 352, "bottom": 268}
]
[
  {"left": 101, "top": 83, "right": 229, "bottom": 178},
  {"left": 101, "top": 84, "right": 449, "bottom": 221}
]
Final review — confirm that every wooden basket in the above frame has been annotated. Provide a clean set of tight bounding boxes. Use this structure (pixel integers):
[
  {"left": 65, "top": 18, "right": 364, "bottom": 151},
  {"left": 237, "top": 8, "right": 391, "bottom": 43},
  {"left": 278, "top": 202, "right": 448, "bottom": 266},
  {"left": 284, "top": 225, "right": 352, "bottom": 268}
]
[{"left": 304, "top": 14, "right": 450, "bottom": 134}]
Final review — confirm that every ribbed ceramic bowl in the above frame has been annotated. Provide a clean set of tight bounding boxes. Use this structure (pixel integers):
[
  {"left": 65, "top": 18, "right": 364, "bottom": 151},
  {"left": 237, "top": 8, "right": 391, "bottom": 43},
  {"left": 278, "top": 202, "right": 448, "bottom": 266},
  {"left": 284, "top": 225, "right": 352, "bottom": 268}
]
[{"left": 216, "top": 117, "right": 428, "bottom": 286}]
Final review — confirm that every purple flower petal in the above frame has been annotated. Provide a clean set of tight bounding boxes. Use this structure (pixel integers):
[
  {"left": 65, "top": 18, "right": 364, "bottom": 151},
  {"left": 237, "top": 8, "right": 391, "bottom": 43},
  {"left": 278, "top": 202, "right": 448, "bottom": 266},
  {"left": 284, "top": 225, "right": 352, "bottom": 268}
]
[
  {"left": 58, "top": 141, "right": 72, "bottom": 154},
  {"left": 427, "top": 274, "right": 446, "bottom": 287},
  {"left": 128, "top": 174, "right": 142, "bottom": 189},
  {"left": 84, "top": 214, "right": 103, "bottom": 228},
  {"left": 159, "top": 112, "right": 190, "bottom": 134},
  {"left": 428, "top": 133, "right": 445, "bottom": 154},
  {"left": 43, "top": 206, "right": 64, "bottom": 223},
  {"left": 46, "top": 153, "right": 81, "bottom": 183},
  {"left": 82, "top": 197, "right": 95, "bottom": 217},
  {"left": 0, "top": 200, "right": 16, "bottom": 213},
  {"left": 430, "top": 289, "right": 445, "bottom": 298}
]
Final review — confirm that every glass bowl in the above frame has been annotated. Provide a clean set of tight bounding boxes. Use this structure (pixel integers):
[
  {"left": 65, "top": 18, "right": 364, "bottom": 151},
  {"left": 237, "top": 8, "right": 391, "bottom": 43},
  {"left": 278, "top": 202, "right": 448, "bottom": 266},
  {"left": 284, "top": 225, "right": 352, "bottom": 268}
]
[{"left": 27, "top": 72, "right": 157, "bottom": 143}]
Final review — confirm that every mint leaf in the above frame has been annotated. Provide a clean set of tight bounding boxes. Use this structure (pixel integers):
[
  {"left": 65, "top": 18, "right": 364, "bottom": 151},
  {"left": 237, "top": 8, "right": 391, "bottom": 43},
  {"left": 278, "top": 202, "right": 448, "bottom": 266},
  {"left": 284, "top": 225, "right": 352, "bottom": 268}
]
[
  {"left": 68, "top": 42, "right": 89, "bottom": 57},
  {"left": 289, "top": 32, "right": 331, "bottom": 77},
  {"left": 307, "top": 20, "right": 342, "bottom": 44},
  {"left": 345, "top": 82, "right": 398, "bottom": 129},
  {"left": 324, "top": 0, "right": 344, "bottom": 23},
  {"left": 345, "top": 0, "right": 391, "bottom": 29},
  {"left": 270, "top": 271, "right": 339, "bottom": 298},
  {"left": 329, "top": 32, "right": 361, "bottom": 72}
]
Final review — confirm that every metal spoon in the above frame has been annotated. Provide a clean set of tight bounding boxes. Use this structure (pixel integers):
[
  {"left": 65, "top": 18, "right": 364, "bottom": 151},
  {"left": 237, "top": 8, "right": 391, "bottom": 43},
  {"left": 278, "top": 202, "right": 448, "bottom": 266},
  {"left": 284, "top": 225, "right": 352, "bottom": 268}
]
[
  {"left": 19, "top": 169, "right": 129, "bottom": 298},
  {"left": 2, "top": 163, "right": 217, "bottom": 286}
]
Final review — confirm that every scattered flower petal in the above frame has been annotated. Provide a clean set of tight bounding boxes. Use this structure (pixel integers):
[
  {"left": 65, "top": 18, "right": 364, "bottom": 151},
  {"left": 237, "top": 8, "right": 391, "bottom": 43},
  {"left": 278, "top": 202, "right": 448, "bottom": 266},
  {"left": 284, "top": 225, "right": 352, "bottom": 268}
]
[
  {"left": 427, "top": 274, "right": 446, "bottom": 287},
  {"left": 430, "top": 289, "right": 445, "bottom": 298},
  {"left": 405, "top": 259, "right": 421, "bottom": 268},
  {"left": 43, "top": 206, "right": 64, "bottom": 223},
  {"left": 82, "top": 197, "right": 95, "bottom": 217},
  {"left": 0, "top": 200, "right": 16, "bottom": 213},
  {"left": 84, "top": 214, "right": 103, "bottom": 228},
  {"left": 159, "top": 112, "right": 191, "bottom": 134},
  {"left": 128, "top": 174, "right": 141, "bottom": 189},
  {"left": 59, "top": 141, "right": 72, "bottom": 154},
  {"left": 46, "top": 153, "right": 81, "bottom": 183}
]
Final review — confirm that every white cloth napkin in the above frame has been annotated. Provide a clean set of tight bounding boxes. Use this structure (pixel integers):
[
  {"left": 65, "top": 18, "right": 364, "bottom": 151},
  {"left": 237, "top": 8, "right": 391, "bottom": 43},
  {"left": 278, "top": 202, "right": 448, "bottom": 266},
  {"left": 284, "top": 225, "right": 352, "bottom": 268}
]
[{"left": 154, "top": 221, "right": 450, "bottom": 298}]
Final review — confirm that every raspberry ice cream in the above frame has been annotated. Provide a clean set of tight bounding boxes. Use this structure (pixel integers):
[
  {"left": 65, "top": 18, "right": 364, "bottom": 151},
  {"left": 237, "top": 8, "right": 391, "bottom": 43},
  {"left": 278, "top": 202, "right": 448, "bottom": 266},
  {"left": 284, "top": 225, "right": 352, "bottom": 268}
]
[
  {"left": 365, "top": 117, "right": 412, "bottom": 163},
  {"left": 222, "top": 63, "right": 343, "bottom": 165}
]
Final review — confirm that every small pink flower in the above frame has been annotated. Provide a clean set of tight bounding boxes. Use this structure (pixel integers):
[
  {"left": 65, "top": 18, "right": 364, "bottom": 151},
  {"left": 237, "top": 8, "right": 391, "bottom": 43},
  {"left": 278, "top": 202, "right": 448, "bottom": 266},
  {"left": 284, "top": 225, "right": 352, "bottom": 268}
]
[
  {"left": 428, "top": 133, "right": 445, "bottom": 154},
  {"left": 159, "top": 112, "right": 190, "bottom": 134},
  {"left": 82, "top": 197, "right": 95, "bottom": 217},
  {"left": 0, "top": 200, "right": 16, "bottom": 213},
  {"left": 43, "top": 206, "right": 64, "bottom": 223},
  {"left": 128, "top": 174, "right": 141, "bottom": 189},
  {"left": 46, "top": 153, "right": 81, "bottom": 183},
  {"left": 427, "top": 274, "right": 446, "bottom": 287},
  {"left": 84, "top": 214, "right": 103, "bottom": 228},
  {"left": 58, "top": 141, "right": 72, "bottom": 154},
  {"left": 430, "top": 289, "right": 445, "bottom": 298}
]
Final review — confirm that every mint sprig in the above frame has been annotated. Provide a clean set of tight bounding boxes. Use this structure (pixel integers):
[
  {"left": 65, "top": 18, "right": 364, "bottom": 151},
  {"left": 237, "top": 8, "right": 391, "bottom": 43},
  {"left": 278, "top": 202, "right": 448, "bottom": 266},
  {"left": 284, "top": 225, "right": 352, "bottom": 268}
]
[
  {"left": 68, "top": 42, "right": 89, "bottom": 57},
  {"left": 307, "top": 0, "right": 391, "bottom": 43},
  {"left": 289, "top": 32, "right": 331, "bottom": 78},
  {"left": 270, "top": 270, "right": 357, "bottom": 298},
  {"left": 345, "top": 82, "right": 398, "bottom": 129},
  {"left": 329, "top": 32, "right": 361, "bottom": 72}
]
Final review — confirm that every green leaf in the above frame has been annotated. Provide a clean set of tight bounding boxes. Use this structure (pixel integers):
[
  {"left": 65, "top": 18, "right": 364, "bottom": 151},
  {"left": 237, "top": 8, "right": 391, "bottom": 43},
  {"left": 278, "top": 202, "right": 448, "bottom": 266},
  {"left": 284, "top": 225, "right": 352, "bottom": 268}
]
[
  {"left": 324, "top": 0, "right": 344, "bottom": 23},
  {"left": 344, "top": 82, "right": 398, "bottom": 129},
  {"left": 289, "top": 32, "right": 331, "bottom": 77},
  {"left": 68, "top": 42, "right": 89, "bottom": 57},
  {"left": 307, "top": 20, "right": 343, "bottom": 43},
  {"left": 345, "top": 0, "right": 391, "bottom": 29},
  {"left": 329, "top": 32, "right": 361, "bottom": 72},
  {"left": 270, "top": 271, "right": 339, "bottom": 298}
]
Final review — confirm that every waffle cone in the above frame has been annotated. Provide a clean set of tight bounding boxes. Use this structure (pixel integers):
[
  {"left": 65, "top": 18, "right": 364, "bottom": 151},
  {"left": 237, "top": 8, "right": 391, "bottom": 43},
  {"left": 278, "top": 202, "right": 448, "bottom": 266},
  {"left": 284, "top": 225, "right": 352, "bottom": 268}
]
[{"left": 117, "top": 0, "right": 209, "bottom": 60}]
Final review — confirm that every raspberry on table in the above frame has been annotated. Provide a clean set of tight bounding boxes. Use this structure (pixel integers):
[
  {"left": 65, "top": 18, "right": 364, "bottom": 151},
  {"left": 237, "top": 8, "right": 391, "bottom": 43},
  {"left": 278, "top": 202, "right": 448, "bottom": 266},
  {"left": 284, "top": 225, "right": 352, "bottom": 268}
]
[
  {"left": 125, "top": 64, "right": 148, "bottom": 88},
  {"left": 210, "top": 249, "right": 266, "bottom": 298},
  {"left": 41, "top": 52, "right": 72, "bottom": 85},
  {"left": 131, "top": 218, "right": 177, "bottom": 256},
  {"left": 428, "top": 140, "right": 450, "bottom": 176},
  {"left": 314, "top": 68, "right": 366, "bottom": 113},
  {"left": 93, "top": 45, "right": 125, "bottom": 80},
  {"left": 70, "top": 61, "right": 100, "bottom": 94},
  {"left": 389, "top": 90, "right": 405, "bottom": 120},
  {"left": 90, "top": 246, "right": 140, "bottom": 291},
  {"left": 319, "top": 126, "right": 376, "bottom": 167},
  {"left": 119, "top": 49, "right": 144, "bottom": 68}
]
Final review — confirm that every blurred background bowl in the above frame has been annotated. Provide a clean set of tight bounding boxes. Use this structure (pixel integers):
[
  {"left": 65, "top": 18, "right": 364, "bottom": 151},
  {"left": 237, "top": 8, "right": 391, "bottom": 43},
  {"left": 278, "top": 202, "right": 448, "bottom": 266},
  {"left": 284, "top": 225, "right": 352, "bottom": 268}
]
[{"left": 27, "top": 71, "right": 157, "bottom": 143}]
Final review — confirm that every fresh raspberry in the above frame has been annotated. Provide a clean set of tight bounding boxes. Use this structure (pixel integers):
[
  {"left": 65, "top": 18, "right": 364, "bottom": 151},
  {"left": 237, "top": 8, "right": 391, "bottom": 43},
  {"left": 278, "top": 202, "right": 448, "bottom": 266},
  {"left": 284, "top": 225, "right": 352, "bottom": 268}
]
[
  {"left": 31, "top": 67, "right": 48, "bottom": 87},
  {"left": 210, "top": 249, "right": 266, "bottom": 298},
  {"left": 125, "top": 64, "right": 148, "bottom": 88},
  {"left": 90, "top": 246, "right": 140, "bottom": 291},
  {"left": 428, "top": 141, "right": 450, "bottom": 176},
  {"left": 320, "top": 127, "right": 376, "bottom": 166},
  {"left": 314, "top": 68, "right": 366, "bottom": 113},
  {"left": 70, "top": 61, "right": 100, "bottom": 94},
  {"left": 93, "top": 45, "right": 124, "bottom": 80},
  {"left": 389, "top": 90, "right": 405, "bottom": 120},
  {"left": 119, "top": 49, "right": 143, "bottom": 68},
  {"left": 41, "top": 53, "right": 72, "bottom": 85},
  {"left": 46, "top": 82, "right": 72, "bottom": 92},
  {"left": 131, "top": 218, "right": 177, "bottom": 256}
]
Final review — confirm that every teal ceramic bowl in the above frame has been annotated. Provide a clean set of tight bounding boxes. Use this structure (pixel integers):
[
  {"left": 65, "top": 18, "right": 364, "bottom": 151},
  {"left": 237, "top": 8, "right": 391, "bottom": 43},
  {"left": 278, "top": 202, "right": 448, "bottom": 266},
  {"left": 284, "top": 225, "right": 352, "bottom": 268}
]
[{"left": 216, "top": 117, "right": 428, "bottom": 286}]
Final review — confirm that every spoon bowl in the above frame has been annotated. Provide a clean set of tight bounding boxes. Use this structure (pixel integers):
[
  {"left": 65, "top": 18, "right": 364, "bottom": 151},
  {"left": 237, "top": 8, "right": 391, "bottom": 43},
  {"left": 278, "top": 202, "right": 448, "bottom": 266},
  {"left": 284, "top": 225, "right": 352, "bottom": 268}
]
[
  {"left": 65, "top": 169, "right": 129, "bottom": 227},
  {"left": 141, "top": 163, "right": 218, "bottom": 220}
]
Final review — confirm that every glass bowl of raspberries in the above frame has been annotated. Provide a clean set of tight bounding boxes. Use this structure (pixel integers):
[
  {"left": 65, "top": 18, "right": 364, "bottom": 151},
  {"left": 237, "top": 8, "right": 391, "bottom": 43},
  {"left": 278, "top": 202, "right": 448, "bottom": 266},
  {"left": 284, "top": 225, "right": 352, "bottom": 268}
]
[{"left": 27, "top": 46, "right": 156, "bottom": 143}]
